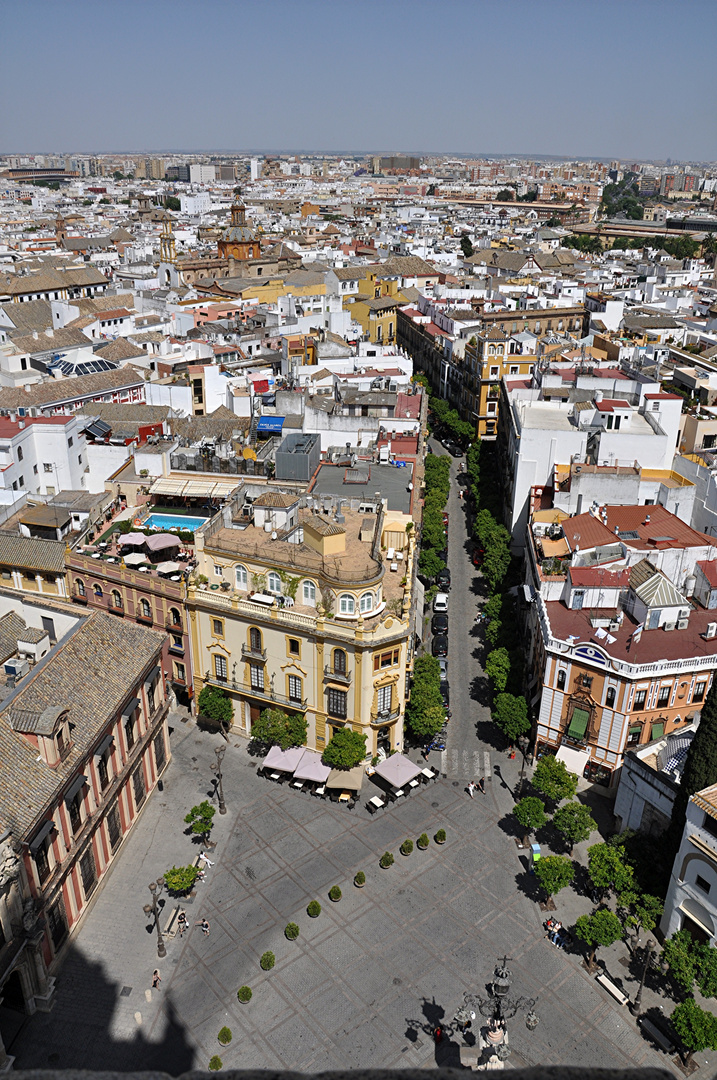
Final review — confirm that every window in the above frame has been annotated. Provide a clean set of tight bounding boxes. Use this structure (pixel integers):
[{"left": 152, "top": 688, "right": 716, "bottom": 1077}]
[
  {"left": 97, "top": 752, "right": 110, "bottom": 792},
  {"left": 154, "top": 731, "right": 166, "bottom": 773},
  {"left": 47, "top": 898, "right": 68, "bottom": 950},
  {"left": 147, "top": 681, "right": 156, "bottom": 713},
  {"left": 174, "top": 661, "right": 186, "bottom": 682},
  {"left": 140, "top": 598, "right": 151, "bottom": 619},
  {"left": 214, "top": 654, "right": 227, "bottom": 681},
  {"left": 633, "top": 690, "right": 647, "bottom": 711},
  {"left": 212, "top": 618, "right": 224, "bottom": 637},
  {"left": 377, "top": 685, "right": 392, "bottom": 716},
  {"left": 627, "top": 725, "right": 642, "bottom": 746},
  {"left": 106, "top": 804, "right": 122, "bottom": 851},
  {"left": 214, "top": 564, "right": 223, "bottom": 578},
  {"left": 650, "top": 722, "right": 665, "bottom": 741},
  {"left": 288, "top": 637, "right": 300, "bottom": 656},
  {"left": 327, "top": 687, "right": 347, "bottom": 719},
  {"left": 606, "top": 687, "right": 616, "bottom": 708},
  {"left": 302, "top": 580, "right": 316, "bottom": 605},
  {"left": 557, "top": 670, "right": 566, "bottom": 691},
  {"left": 78, "top": 455, "right": 82, "bottom": 465},
  {"left": 125, "top": 714, "right": 135, "bottom": 750},
  {"left": 696, "top": 874, "right": 711, "bottom": 894},
  {"left": 703, "top": 813, "right": 717, "bottom": 840},
  {"left": 169, "top": 607, "right": 181, "bottom": 628},
  {"left": 18, "top": 475, "right": 23, "bottom": 487},
  {"left": 93, "top": 584, "right": 102, "bottom": 598},
  {"left": 68, "top": 790, "right": 83, "bottom": 835},
  {"left": 567, "top": 707, "right": 590, "bottom": 742},
  {"left": 33, "top": 464, "right": 38, "bottom": 474},
  {"left": 68, "top": 436, "right": 73, "bottom": 447},
  {"left": 250, "top": 663, "right": 264, "bottom": 691},
  {"left": 489, "top": 366, "right": 499, "bottom": 377},
  {"left": 694, "top": 682, "right": 707, "bottom": 703},
  {"left": 571, "top": 590, "right": 585, "bottom": 610},
  {"left": 44, "top": 463, "right": 53, "bottom": 473},
  {"left": 235, "top": 565, "right": 247, "bottom": 590},
  {"left": 651, "top": 400, "right": 660, "bottom": 412},
  {"left": 132, "top": 764, "right": 146, "bottom": 809},
  {"left": 288, "top": 675, "right": 302, "bottom": 703},
  {"left": 112, "top": 590, "right": 122, "bottom": 608},
  {"left": 333, "top": 649, "right": 347, "bottom": 675},
  {"left": 249, "top": 627, "right": 262, "bottom": 653},
  {"left": 267, "top": 571, "right": 281, "bottom": 594},
  {"left": 17, "top": 446, "right": 23, "bottom": 461},
  {"left": 339, "top": 594, "right": 355, "bottom": 615},
  {"left": 657, "top": 686, "right": 671, "bottom": 707},
  {"left": 360, "top": 592, "right": 373, "bottom": 613},
  {"left": 35, "top": 837, "right": 51, "bottom": 885}
]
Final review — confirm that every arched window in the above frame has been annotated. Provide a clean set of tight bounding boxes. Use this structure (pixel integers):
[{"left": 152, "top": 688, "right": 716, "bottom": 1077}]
[
  {"left": 112, "top": 590, "right": 122, "bottom": 608},
  {"left": 488, "top": 345, "right": 495, "bottom": 356},
  {"left": 267, "top": 571, "right": 281, "bottom": 594},
  {"left": 250, "top": 627, "right": 262, "bottom": 653},
  {"left": 235, "top": 564, "right": 247, "bottom": 590},
  {"left": 76, "top": 579, "right": 85, "bottom": 597},
  {"left": 302, "top": 580, "right": 316, "bottom": 605},
  {"left": 557, "top": 669, "right": 566, "bottom": 691},
  {"left": 339, "top": 594, "right": 355, "bottom": 615},
  {"left": 333, "top": 649, "right": 347, "bottom": 675},
  {"left": 140, "top": 598, "right": 151, "bottom": 618},
  {"left": 169, "top": 607, "right": 181, "bottom": 628},
  {"left": 359, "top": 591, "right": 373, "bottom": 613},
  {"left": 606, "top": 687, "right": 616, "bottom": 708},
  {"left": 93, "top": 584, "right": 102, "bottom": 598}
]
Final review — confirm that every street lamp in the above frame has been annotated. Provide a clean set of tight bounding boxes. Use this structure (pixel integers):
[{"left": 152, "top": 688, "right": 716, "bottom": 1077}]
[
  {"left": 143, "top": 878, "right": 166, "bottom": 958},
  {"left": 212, "top": 745, "right": 227, "bottom": 815},
  {"left": 461, "top": 956, "right": 539, "bottom": 1035},
  {"left": 630, "top": 939, "right": 656, "bottom": 1016},
  {"left": 517, "top": 735, "right": 530, "bottom": 795}
]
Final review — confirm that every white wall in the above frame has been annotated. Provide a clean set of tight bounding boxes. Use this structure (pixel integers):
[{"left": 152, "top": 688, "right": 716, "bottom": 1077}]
[{"left": 85, "top": 442, "right": 131, "bottom": 494}]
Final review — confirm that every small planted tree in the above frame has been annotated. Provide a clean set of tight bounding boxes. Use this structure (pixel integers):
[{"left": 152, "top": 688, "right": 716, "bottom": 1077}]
[
  {"left": 619, "top": 890, "right": 664, "bottom": 936},
  {"left": 671, "top": 997, "right": 717, "bottom": 1064},
  {"left": 492, "top": 693, "right": 530, "bottom": 743},
  {"left": 553, "top": 802, "right": 597, "bottom": 854},
  {"left": 532, "top": 755, "right": 578, "bottom": 805},
  {"left": 322, "top": 728, "right": 367, "bottom": 769},
  {"left": 417, "top": 833, "right": 430, "bottom": 850},
  {"left": 329, "top": 885, "right": 342, "bottom": 901},
  {"left": 184, "top": 800, "right": 216, "bottom": 845},
  {"left": 533, "top": 855, "right": 574, "bottom": 903},
  {"left": 575, "top": 910, "right": 623, "bottom": 969},
  {"left": 197, "top": 685, "right": 233, "bottom": 731},
  {"left": 237, "top": 986, "right": 252, "bottom": 1003},
  {"left": 164, "top": 865, "right": 199, "bottom": 894},
  {"left": 380, "top": 851, "right": 394, "bottom": 868},
  {"left": 485, "top": 648, "right": 511, "bottom": 694},
  {"left": 513, "top": 796, "right": 547, "bottom": 849},
  {"left": 400, "top": 839, "right": 414, "bottom": 856},
  {"left": 354, "top": 871, "right": 365, "bottom": 887},
  {"left": 218, "top": 1027, "right": 232, "bottom": 1046},
  {"left": 284, "top": 923, "right": 299, "bottom": 940},
  {"left": 307, "top": 900, "right": 321, "bottom": 918},
  {"left": 435, "top": 828, "right": 446, "bottom": 844},
  {"left": 260, "top": 951, "right": 275, "bottom": 971},
  {"left": 209, "top": 1056, "right": 222, "bottom": 1071}
]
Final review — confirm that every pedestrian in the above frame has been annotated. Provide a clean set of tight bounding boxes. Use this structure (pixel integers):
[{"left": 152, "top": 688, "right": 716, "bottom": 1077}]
[
  {"left": 196, "top": 868, "right": 206, "bottom": 882},
  {"left": 199, "top": 851, "right": 214, "bottom": 868},
  {"left": 467, "top": 781, "right": 476, "bottom": 799},
  {"left": 477, "top": 776, "right": 485, "bottom": 794},
  {"left": 196, "top": 919, "right": 210, "bottom": 935},
  {"left": 152, "top": 969, "right": 161, "bottom": 990},
  {"left": 177, "top": 911, "right": 188, "bottom": 937}
]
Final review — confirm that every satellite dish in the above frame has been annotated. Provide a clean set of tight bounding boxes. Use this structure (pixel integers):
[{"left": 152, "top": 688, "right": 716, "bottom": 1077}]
[{"left": 242, "top": 446, "right": 257, "bottom": 461}]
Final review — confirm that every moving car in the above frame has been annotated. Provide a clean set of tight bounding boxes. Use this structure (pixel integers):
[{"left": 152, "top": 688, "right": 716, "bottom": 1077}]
[
  {"left": 432, "top": 634, "right": 448, "bottom": 657},
  {"left": 432, "top": 613, "right": 449, "bottom": 634}
]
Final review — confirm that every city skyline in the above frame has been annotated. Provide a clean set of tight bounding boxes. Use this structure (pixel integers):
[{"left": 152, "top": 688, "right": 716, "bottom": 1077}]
[{"left": 4, "top": 0, "right": 716, "bottom": 161}]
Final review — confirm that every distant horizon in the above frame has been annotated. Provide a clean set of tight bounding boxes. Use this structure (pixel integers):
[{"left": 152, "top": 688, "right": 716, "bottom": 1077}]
[{"left": 4, "top": 0, "right": 716, "bottom": 161}]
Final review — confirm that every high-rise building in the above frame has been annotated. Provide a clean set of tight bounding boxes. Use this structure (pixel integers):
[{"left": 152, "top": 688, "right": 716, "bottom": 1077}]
[{"left": 250, "top": 158, "right": 262, "bottom": 181}]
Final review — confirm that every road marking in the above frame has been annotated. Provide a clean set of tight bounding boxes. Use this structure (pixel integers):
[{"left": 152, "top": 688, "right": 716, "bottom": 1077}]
[{"left": 134, "top": 1011, "right": 142, "bottom": 1025}]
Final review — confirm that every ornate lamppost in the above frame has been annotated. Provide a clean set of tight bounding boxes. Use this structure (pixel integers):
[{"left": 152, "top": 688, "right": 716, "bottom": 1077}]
[
  {"left": 143, "top": 878, "right": 166, "bottom": 958},
  {"left": 212, "top": 745, "right": 227, "bottom": 815},
  {"left": 458, "top": 957, "right": 539, "bottom": 1061},
  {"left": 630, "top": 939, "right": 656, "bottom": 1016}
]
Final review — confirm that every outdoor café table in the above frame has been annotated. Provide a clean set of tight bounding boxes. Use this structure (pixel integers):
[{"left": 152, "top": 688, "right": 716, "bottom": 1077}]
[
  {"left": 368, "top": 795, "right": 384, "bottom": 811},
  {"left": 313, "top": 785, "right": 326, "bottom": 797},
  {"left": 421, "top": 768, "right": 435, "bottom": 782},
  {"left": 338, "top": 791, "right": 351, "bottom": 803},
  {"left": 292, "top": 780, "right": 305, "bottom": 790},
  {"left": 92, "top": 552, "right": 101, "bottom": 559},
  {"left": 269, "top": 772, "right": 281, "bottom": 781},
  {"left": 408, "top": 779, "right": 420, "bottom": 791},
  {"left": 391, "top": 788, "right": 405, "bottom": 800}
]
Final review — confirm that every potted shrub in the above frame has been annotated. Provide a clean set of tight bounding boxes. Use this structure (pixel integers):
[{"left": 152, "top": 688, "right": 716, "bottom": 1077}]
[
  {"left": 284, "top": 922, "right": 300, "bottom": 940},
  {"left": 259, "top": 951, "right": 275, "bottom": 971},
  {"left": 417, "top": 833, "right": 430, "bottom": 850},
  {"left": 400, "top": 839, "right": 414, "bottom": 856},
  {"left": 307, "top": 900, "right": 321, "bottom": 918},
  {"left": 435, "top": 829, "right": 446, "bottom": 845},
  {"left": 218, "top": 1027, "right": 232, "bottom": 1046},
  {"left": 236, "top": 986, "right": 252, "bottom": 1004},
  {"left": 329, "top": 885, "right": 342, "bottom": 902},
  {"left": 379, "top": 851, "right": 394, "bottom": 869},
  {"left": 163, "top": 865, "right": 199, "bottom": 895},
  {"left": 209, "top": 1057, "right": 222, "bottom": 1071},
  {"left": 354, "top": 871, "right": 366, "bottom": 888}
]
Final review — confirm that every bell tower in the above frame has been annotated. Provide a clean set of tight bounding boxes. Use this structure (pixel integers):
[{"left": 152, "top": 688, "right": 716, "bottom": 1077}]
[{"left": 159, "top": 213, "right": 176, "bottom": 264}]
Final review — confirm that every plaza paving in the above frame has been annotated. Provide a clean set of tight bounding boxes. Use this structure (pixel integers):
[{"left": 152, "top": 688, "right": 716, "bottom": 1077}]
[{"left": 11, "top": 715, "right": 681, "bottom": 1075}]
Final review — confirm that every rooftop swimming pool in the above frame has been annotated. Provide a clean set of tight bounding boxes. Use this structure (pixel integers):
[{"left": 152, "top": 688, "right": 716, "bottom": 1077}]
[{"left": 143, "top": 512, "right": 208, "bottom": 532}]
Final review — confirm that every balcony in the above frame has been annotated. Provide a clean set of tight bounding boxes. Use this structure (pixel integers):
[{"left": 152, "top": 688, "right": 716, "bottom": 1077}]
[
  {"left": 323, "top": 664, "right": 352, "bottom": 685},
  {"left": 241, "top": 643, "right": 267, "bottom": 662},
  {"left": 370, "top": 708, "right": 401, "bottom": 727},
  {"left": 203, "top": 671, "right": 308, "bottom": 711}
]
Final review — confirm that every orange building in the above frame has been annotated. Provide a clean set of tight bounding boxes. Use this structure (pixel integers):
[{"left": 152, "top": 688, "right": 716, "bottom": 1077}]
[{"left": 217, "top": 195, "right": 260, "bottom": 261}]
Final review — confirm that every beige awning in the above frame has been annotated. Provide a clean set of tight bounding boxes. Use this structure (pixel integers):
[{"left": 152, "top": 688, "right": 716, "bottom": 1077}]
[
  {"left": 326, "top": 765, "right": 364, "bottom": 791},
  {"left": 150, "top": 477, "right": 186, "bottom": 495},
  {"left": 542, "top": 537, "right": 570, "bottom": 558}
]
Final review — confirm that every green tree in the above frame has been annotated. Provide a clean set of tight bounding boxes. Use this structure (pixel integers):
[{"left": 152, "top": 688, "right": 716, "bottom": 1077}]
[
  {"left": 492, "top": 693, "right": 530, "bottom": 743},
  {"left": 408, "top": 703, "right": 445, "bottom": 741},
  {"left": 164, "top": 865, "right": 199, "bottom": 893},
  {"left": 418, "top": 547, "right": 446, "bottom": 579},
  {"left": 702, "top": 233, "right": 717, "bottom": 259},
  {"left": 485, "top": 648, "right": 510, "bottom": 693},
  {"left": 534, "top": 855, "right": 574, "bottom": 900},
  {"left": 460, "top": 235, "right": 474, "bottom": 258},
  {"left": 587, "top": 842, "right": 634, "bottom": 897},
  {"left": 662, "top": 931, "right": 698, "bottom": 994},
  {"left": 695, "top": 942, "right": 717, "bottom": 999},
  {"left": 496, "top": 188, "right": 515, "bottom": 202},
  {"left": 671, "top": 997, "right": 717, "bottom": 1063},
  {"left": 197, "top": 685, "right": 234, "bottom": 730},
  {"left": 513, "top": 796, "right": 546, "bottom": 848},
  {"left": 252, "top": 708, "right": 307, "bottom": 750},
  {"left": 670, "top": 676, "right": 717, "bottom": 849},
  {"left": 184, "top": 800, "right": 216, "bottom": 844},
  {"left": 553, "top": 802, "right": 597, "bottom": 854},
  {"left": 412, "top": 373, "right": 431, "bottom": 391},
  {"left": 532, "top": 755, "right": 578, "bottom": 805},
  {"left": 164, "top": 195, "right": 181, "bottom": 211},
  {"left": 574, "top": 910, "right": 623, "bottom": 967},
  {"left": 618, "top": 890, "right": 664, "bottom": 935},
  {"left": 322, "top": 727, "right": 367, "bottom": 769}
]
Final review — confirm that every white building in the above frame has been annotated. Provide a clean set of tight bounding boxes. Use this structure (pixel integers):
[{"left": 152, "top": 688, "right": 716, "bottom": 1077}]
[
  {"left": 188, "top": 164, "right": 216, "bottom": 184},
  {"left": 0, "top": 414, "right": 87, "bottom": 498},
  {"left": 250, "top": 159, "right": 262, "bottom": 181},
  {"left": 662, "top": 784, "right": 717, "bottom": 944},
  {"left": 180, "top": 192, "right": 211, "bottom": 215}
]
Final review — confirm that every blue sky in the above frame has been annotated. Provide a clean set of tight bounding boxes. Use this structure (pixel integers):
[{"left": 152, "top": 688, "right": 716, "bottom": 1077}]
[{"left": 3, "top": 0, "right": 716, "bottom": 161}]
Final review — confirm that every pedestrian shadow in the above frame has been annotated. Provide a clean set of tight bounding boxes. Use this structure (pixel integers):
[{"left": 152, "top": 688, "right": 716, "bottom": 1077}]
[{"left": 405, "top": 995, "right": 462, "bottom": 1068}]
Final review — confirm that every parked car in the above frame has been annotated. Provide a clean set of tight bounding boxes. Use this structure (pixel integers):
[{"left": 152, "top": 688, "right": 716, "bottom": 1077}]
[
  {"left": 472, "top": 547, "right": 484, "bottom": 567},
  {"left": 432, "top": 634, "right": 448, "bottom": 657},
  {"left": 433, "top": 592, "right": 449, "bottom": 613},
  {"left": 436, "top": 547, "right": 448, "bottom": 565},
  {"left": 442, "top": 513, "right": 449, "bottom": 527},
  {"left": 432, "top": 613, "right": 449, "bottom": 634},
  {"left": 440, "top": 680, "right": 450, "bottom": 708},
  {"left": 438, "top": 657, "right": 448, "bottom": 678},
  {"left": 437, "top": 568, "right": 451, "bottom": 590}
]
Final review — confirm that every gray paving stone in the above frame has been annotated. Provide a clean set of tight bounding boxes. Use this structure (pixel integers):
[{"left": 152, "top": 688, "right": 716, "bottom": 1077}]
[
  {"left": 267, "top": 1011, "right": 331, "bottom": 1069},
  {"left": 276, "top": 952, "right": 334, "bottom": 1000}
]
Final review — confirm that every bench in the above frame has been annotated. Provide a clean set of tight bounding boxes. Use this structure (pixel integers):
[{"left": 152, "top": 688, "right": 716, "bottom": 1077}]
[
  {"left": 162, "top": 905, "right": 181, "bottom": 939},
  {"left": 640, "top": 1017, "right": 675, "bottom": 1054},
  {"left": 596, "top": 973, "right": 629, "bottom": 1006}
]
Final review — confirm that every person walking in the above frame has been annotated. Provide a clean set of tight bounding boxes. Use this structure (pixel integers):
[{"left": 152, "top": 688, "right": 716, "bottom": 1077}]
[
  {"left": 177, "top": 911, "right": 188, "bottom": 937},
  {"left": 196, "top": 919, "right": 210, "bottom": 935},
  {"left": 198, "top": 851, "right": 214, "bottom": 868},
  {"left": 477, "top": 776, "right": 485, "bottom": 795},
  {"left": 152, "top": 969, "right": 162, "bottom": 990},
  {"left": 467, "top": 781, "right": 476, "bottom": 799}
]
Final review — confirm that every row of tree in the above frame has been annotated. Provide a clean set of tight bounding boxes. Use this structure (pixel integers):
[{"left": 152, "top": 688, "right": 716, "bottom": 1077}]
[
  {"left": 405, "top": 654, "right": 445, "bottom": 741},
  {"left": 418, "top": 453, "right": 451, "bottom": 580}
]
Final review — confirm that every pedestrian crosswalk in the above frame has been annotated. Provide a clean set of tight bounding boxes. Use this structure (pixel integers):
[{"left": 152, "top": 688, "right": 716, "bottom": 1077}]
[{"left": 440, "top": 747, "right": 486, "bottom": 781}]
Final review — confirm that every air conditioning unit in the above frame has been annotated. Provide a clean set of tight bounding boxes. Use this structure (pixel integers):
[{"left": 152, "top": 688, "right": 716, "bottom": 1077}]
[
  {"left": 4, "top": 658, "right": 29, "bottom": 679},
  {"left": 677, "top": 619, "right": 689, "bottom": 630},
  {"left": 705, "top": 622, "right": 717, "bottom": 640},
  {"left": 663, "top": 621, "right": 677, "bottom": 632}
]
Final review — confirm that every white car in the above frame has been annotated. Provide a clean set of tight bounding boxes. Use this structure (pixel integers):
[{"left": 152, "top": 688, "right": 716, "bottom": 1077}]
[
  {"left": 434, "top": 592, "right": 449, "bottom": 613},
  {"left": 438, "top": 658, "right": 448, "bottom": 679}
]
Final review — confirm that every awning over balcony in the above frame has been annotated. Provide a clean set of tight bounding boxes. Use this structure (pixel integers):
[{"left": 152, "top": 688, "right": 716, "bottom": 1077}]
[
  {"left": 64, "top": 774, "right": 87, "bottom": 804},
  {"left": 93, "top": 733, "right": 115, "bottom": 758},
  {"left": 148, "top": 477, "right": 239, "bottom": 500},
  {"left": 29, "top": 818, "right": 55, "bottom": 853}
]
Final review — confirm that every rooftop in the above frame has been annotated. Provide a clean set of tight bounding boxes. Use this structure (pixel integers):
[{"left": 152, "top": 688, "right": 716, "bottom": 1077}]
[{"left": 309, "top": 462, "right": 413, "bottom": 514}]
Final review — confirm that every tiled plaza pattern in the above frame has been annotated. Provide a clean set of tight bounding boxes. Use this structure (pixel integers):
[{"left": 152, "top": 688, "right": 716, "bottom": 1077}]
[{"left": 10, "top": 719, "right": 680, "bottom": 1075}]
